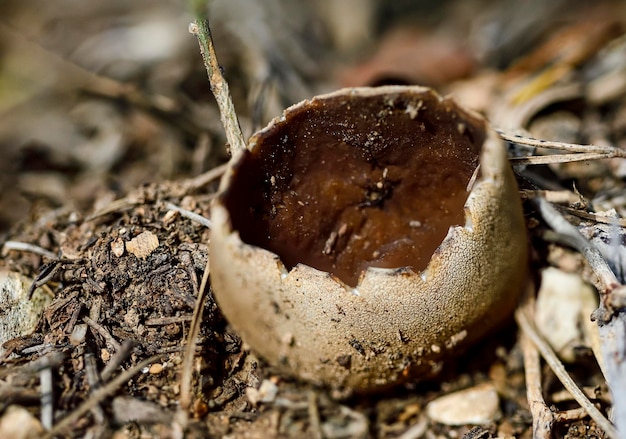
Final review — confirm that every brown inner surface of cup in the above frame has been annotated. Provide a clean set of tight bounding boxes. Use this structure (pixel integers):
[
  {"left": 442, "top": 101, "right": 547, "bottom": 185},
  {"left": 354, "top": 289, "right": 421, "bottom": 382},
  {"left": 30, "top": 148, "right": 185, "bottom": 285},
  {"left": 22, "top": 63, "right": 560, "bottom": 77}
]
[{"left": 221, "top": 91, "right": 484, "bottom": 287}]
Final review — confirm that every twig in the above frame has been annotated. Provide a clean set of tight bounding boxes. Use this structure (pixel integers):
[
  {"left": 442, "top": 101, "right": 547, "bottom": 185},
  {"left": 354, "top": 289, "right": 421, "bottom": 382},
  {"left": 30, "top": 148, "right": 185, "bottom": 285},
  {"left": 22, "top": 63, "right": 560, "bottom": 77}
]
[
  {"left": 145, "top": 315, "right": 193, "bottom": 326},
  {"left": 554, "top": 407, "right": 594, "bottom": 422},
  {"left": 45, "top": 354, "right": 164, "bottom": 437},
  {"left": 563, "top": 207, "right": 626, "bottom": 227},
  {"left": 2, "top": 241, "right": 57, "bottom": 259},
  {"left": 40, "top": 367, "right": 54, "bottom": 430},
  {"left": 84, "top": 353, "right": 105, "bottom": 425},
  {"left": 86, "top": 197, "right": 139, "bottom": 221},
  {"left": 498, "top": 129, "right": 625, "bottom": 156},
  {"left": 183, "top": 162, "right": 228, "bottom": 192},
  {"left": 164, "top": 202, "right": 212, "bottom": 229},
  {"left": 12, "top": 350, "right": 66, "bottom": 375},
  {"left": 535, "top": 198, "right": 626, "bottom": 436},
  {"left": 515, "top": 306, "right": 617, "bottom": 438},
  {"left": 189, "top": 20, "right": 246, "bottom": 155},
  {"left": 517, "top": 284, "right": 553, "bottom": 439},
  {"left": 535, "top": 198, "right": 620, "bottom": 302},
  {"left": 83, "top": 316, "right": 122, "bottom": 352},
  {"left": 100, "top": 340, "right": 135, "bottom": 382},
  {"left": 308, "top": 391, "right": 322, "bottom": 439},
  {"left": 597, "top": 318, "right": 626, "bottom": 437},
  {"left": 519, "top": 189, "right": 587, "bottom": 208},
  {"left": 178, "top": 253, "right": 211, "bottom": 411},
  {"left": 510, "top": 152, "right": 617, "bottom": 165}
]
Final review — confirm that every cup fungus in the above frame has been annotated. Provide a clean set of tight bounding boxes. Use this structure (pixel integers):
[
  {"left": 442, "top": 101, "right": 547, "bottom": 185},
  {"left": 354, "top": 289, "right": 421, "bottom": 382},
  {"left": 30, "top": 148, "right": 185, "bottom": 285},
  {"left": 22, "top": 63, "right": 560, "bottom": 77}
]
[{"left": 210, "top": 86, "right": 527, "bottom": 392}]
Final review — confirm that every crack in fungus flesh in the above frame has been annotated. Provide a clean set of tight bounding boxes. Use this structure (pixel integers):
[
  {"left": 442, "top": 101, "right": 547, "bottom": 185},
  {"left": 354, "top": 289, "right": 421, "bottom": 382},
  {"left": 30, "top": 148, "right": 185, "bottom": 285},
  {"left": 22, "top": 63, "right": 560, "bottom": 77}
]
[{"left": 221, "top": 92, "right": 484, "bottom": 287}]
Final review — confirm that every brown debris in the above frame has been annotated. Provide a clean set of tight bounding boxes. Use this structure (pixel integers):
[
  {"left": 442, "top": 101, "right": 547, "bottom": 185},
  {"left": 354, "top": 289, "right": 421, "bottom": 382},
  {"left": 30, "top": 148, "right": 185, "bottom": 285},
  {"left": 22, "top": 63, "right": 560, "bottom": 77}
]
[{"left": 2, "top": 0, "right": 626, "bottom": 437}]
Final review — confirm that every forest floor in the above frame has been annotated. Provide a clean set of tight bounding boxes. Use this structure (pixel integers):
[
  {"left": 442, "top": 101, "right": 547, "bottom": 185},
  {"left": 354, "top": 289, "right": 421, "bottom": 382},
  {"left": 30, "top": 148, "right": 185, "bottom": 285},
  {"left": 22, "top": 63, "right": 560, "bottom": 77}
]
[{"left": 1, "top": 1, "right": 626, "bottom": 438}]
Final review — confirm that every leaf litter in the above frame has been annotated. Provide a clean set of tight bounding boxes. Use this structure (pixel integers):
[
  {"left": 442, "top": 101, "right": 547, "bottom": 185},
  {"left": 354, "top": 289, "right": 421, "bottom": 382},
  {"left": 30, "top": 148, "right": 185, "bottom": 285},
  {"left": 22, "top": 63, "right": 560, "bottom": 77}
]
[{"left": 1, "top": 0, "right": 626, "bottom": 437}]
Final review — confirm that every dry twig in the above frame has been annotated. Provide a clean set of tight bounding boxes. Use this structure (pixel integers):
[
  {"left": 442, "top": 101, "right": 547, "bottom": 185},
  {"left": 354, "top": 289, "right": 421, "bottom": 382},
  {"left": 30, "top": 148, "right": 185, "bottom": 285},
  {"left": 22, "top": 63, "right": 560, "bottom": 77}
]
[
  {"left": 178, "top": 253, "right": 211, "bottom": 412},
  {"left": 510, "top": 152, "right": 620, "bottom": 165},
  {"left": 189, "top": 19, "right": 246, "bottom": 155},
  {"left": 45, "top": 354, "right": 165, "bottom": 437},
  {"left": 516, "top": 285, "right": 553, "bottom": 439},
  {"left": 83, "top": 316, "right": 122, "bottom": 352},
  {"left": 2, "top": 241, "right": 57, "bottom": 259},
  {"left": 164, "top": 202, "right": 212, "bottom": 229},
  {"left": 535, "top": 198, "right": 620, "bottom": 302},
  {"left": 498, "top": 129, "right": 626, "bottom": 156},
  {"left": 40, "top": 367, "right": 53, "bottom": 430},
  {"left": 535, "top": 197, "right": 626, "bottom": 436},
  {"left": 515, "top": 306, "right": 617, "bottom": 438}
]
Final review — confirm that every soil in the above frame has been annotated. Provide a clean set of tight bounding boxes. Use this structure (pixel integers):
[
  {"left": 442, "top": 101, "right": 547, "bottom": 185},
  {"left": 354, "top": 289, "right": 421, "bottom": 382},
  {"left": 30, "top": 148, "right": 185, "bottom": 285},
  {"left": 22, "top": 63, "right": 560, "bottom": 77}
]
[{"left": 0, "top": 1, "right": 624, "bottom": 438}]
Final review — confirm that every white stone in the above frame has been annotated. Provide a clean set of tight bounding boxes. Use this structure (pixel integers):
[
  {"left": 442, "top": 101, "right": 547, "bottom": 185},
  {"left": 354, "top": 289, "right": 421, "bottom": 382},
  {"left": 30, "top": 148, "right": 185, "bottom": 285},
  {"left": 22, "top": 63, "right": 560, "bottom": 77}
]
[
  {"left": 426, "top": 383, "right": 500, "bottom": 426},
  {"left": 535, "top": 267, "right": 597, "bottom": 362},
  {"left": 0, "top": 405, "right": 44, "bottom": 439},
  {"left": 0, "top": 271, "right": 53, "bottom": 355},
  {"left": 246, "top": 379, "right": 278, "bottom": 405}
]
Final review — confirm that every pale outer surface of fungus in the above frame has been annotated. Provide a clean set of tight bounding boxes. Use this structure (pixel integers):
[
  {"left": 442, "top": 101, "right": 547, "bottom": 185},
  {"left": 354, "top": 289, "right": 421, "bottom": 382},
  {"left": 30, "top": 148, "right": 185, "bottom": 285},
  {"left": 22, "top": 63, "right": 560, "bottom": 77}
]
[{"left": 210, "top": 86, "right": 528, "bottom": 392}]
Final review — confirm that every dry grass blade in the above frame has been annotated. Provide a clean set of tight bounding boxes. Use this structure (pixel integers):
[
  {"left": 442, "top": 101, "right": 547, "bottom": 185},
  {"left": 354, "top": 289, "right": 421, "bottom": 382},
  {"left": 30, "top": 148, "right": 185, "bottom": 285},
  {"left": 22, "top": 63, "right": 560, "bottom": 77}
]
[{"left": 189, "top": 19, "right": 246, "bottom": 155}]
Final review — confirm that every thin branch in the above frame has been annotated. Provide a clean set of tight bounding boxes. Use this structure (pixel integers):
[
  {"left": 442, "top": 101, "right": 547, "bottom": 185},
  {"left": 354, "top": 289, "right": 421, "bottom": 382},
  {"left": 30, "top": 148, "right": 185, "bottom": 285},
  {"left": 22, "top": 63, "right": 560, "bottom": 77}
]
[
  {"left": 183, "top": 162, "right": 228, "bottom": 192},
  {"left": 515, "top": 307, "right": 617, "bottom": 439},
  {"left": 164, "top": 202, "right": 212, "bottom": 229},
  {"left": 308, "top": 391, "right": 322, "bottom": 439},
  {"left": 517, "top": 285, "right": 553, "bottom": 439},
  {"left": 534, "top": 197, "right": 626, "bottom": 437},
  {"left": 2, "top": 241, "right": 57, "bottom": 259},
  {"left": 535, "top": 198, "right": 620, "bottom": 299},
  {"left": 83, "top": 316, "right": 122, "bottom": 352},
  {"left": 45, "top": 354, "right": 165, "bottom": 438},
  {"left": 598, "top": 318, "right": 626, "bottom": 436},
  {"left": 510, "top": 152, "right": 616, "bottom": 165},
  {"left": 497, "top": 129, "right": 626, "bottom": 156},
  {"left": 100, "top": 340, "right": 135, "bottom": 382},
  {"left": 84, "top": 354, "right": 106, "bottom": 425},
  {"left": 519, "top": 189, "right": 587, "bottom": 208},
  {"left": 563, "top": 207, "right": 626, "bottom": 227},
  {"left": 40, "top": 367, "right": 54, "bottom": 430},
  {"left": 178, "top": 254, "right": 211, "bottom": 411},
  {"left": 189, "top": 20, "right": 246, "bottom": 155}
]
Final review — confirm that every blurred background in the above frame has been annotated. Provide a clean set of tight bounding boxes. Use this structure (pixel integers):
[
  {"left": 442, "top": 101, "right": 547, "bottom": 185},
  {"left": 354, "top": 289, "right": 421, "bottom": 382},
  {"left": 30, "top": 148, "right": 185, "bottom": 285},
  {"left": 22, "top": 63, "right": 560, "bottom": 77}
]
[{"left": 0, "top": 0, "right": 623, "bottom": 233}]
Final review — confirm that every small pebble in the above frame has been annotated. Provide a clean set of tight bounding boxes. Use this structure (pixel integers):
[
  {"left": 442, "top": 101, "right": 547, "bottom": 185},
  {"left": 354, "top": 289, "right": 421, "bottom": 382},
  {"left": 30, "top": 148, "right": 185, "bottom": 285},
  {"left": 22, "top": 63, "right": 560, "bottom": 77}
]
[
  {"left": 149, "top": 363, "right": 164, "bottom": 374},
  {"left": 246, "top": 379, "right": 278, "bottom": 405},
  {"left": 110, "top": 237, "right": 125, "bottom": 257},
  {"left": 0, "top": 405, "right": 44, "bottom": 439},
  {"left": 126, "top": 230, "right": 159, "bottom": 259},
  {"left": 535, "top": 267, "right": 597, "bottom": 362},
  {"left": 426, "top": 382, "right": 500, "bottom": 426}
]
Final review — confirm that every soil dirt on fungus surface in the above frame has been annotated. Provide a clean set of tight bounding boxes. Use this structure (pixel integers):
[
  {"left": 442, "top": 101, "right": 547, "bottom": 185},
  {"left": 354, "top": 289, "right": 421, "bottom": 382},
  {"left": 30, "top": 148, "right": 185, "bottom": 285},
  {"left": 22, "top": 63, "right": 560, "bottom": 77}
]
[{"left": 1, "top": 0, "right": 626, "bottom": 438}]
